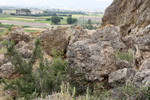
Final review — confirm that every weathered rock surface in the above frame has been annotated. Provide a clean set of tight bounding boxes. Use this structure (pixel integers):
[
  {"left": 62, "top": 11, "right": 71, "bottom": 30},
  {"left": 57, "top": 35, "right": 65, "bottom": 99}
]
[
  {"left": 15, "top": 41, "right": 33, "bottom": 59},
  {"left": 133, "top": 58, "right": 150, "bottom": 87},
  {"left": 92, "top": 25, "right": 126, "bottom": 51},
  {"left": 109, "top": 68, "right": 136, "bottom": 84},
  {"left": 39, "top": 29, "right": 68, "bottom": 55},
  {"left": 102, "top": 0, "right": 150, "bottom": 36},
  {"left": 132, "top": 25, "right": 150, "bottom": 67},
  {"left": 67, "top": 38, "right": 117, "bottom": 82},
  {"left": 9, "top": 26, "right": 31, "bottom": 44},
  {"left": 0, "top": 54, "right": 9, "bottom": 67},
  {"left": 116, "top": 59, "right": 134, "bottom": 69},
  {"left": 0, "top": 54, "right": 5, "bottom": 67},
  {"left": 0, "top": 62, "right": 16, "bottom": 79},
  {"left": 68, "top": 29, "right": 91, "bottom": 46}
]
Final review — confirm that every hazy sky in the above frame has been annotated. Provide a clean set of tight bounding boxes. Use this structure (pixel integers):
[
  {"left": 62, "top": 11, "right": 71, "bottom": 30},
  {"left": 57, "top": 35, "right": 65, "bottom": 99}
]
[{"left": 0, "top": 0, "right": 113, "bottom": 10}]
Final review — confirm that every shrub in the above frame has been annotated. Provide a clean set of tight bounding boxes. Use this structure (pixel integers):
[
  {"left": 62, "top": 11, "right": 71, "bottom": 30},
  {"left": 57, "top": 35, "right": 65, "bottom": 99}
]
[
  {"left": 115, "top": 49, "right": 133, "bottom": 62},
  {"left": 2, "top": 39, "right": 67, "bottom": 99},
  {"left": 45, "top": 18, "right": 51, "bottom": 21}
]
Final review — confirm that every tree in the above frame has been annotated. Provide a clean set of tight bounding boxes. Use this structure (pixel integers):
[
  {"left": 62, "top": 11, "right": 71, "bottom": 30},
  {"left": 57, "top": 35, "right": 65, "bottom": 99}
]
[
  {"left": 67, "top": 17, "right": 77, "bottom": 24},
  {"left": 51, "top": 16, "right": 60, "bottom": 24},
  {"left": 0, "top": 9, "right": 3, "bottom": 13},
  {"left": 72, "top": 18, "right": 77, "bottom": 23},
  {"left": 87, "top": 19, "right": 92, "bottom": 25},
  {"left": 67, "top": 17, "right": 73, "bottom": 24}
]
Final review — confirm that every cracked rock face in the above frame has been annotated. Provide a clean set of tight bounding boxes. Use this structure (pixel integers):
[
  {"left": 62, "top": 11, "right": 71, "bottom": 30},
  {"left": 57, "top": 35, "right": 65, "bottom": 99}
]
[
  {"left": 15, "top": 41, "right": 33, "bottom": 59},
  {"left": 0, "top": 62, "right": 16, "bottom": 79},
  {"left": 68, "top": 29, "right": 91, "bottom": 46},
  {"left": 133, "top": 25, "right": 150, "bottom": 67},
  {"left": 9, "top": 26, "right": 31, "bottom": 44},
  {"left": 102, "top": 0, "right": 150, "bottom": 36},
  {"left": 39, "top": 29, "right": 68, "bottom": 55},
  {"left": 67, "top": 28, "right": 119, "bottom": 82},
  {"left": 133, "top": 58, "right": 150, "bottom": 87},
  {"left": 92, "top": 25, "right": 126, "bottom": 51}
]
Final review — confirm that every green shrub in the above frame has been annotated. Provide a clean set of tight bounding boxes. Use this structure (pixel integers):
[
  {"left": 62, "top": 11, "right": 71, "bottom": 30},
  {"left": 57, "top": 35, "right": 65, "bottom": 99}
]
[
  {"left": 115, "top": 49, "right": 133, "bottom": 62},
  {"left": 2, "top": 39, "right": 67, "bottom": 99}
]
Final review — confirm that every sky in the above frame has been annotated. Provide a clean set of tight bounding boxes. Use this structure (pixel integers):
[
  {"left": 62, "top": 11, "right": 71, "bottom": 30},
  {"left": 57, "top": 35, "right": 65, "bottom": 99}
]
[{"left": 0, "top": 0, "right": 113, "bottom": 10}]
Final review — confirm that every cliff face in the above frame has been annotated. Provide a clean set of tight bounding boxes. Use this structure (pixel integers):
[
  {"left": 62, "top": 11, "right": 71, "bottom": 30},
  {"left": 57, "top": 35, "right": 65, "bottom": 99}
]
[{"left": 102, "top": 0, "right": 150, "bottom": 36}]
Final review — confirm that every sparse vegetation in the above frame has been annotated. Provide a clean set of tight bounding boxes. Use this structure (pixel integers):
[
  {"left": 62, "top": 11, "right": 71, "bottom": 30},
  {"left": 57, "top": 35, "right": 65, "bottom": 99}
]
[
  {"left": 115, "top": 49, "right": 133, "bottom": 62},
  {"left": 2, "top": 39, "right": 67, "bottom": 99}
]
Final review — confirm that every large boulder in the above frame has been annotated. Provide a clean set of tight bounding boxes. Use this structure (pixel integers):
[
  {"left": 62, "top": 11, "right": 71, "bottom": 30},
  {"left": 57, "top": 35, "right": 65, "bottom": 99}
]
[
  {"left": 39, "top": 29, "right": 68, "bottom": 55},
  {"left": 67, "top": 39, "right": 117, "bottom": 82},
  {"left": 9, "top": 26, "right": 31, "bottom": 44},
  {"left": 102, "top": 0, "right": 150, "bottom": 36},
  {"left": 15, "top": 41, "right": 33, "bottom": 59},
  {"left": 92, "top": 25, "right": 126, "bottom": 51},
  {"left": 133, "top": 58, "right": 150, "bottom": 87},
  {"left": 0, "top": 62, "right": 16, "bottom": 79}
]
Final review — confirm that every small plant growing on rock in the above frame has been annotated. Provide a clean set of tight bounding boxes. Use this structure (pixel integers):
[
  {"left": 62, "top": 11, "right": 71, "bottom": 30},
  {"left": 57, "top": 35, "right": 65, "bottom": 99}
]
[{"left": 115, "top": 49, "right": 133, "bottom": 62}]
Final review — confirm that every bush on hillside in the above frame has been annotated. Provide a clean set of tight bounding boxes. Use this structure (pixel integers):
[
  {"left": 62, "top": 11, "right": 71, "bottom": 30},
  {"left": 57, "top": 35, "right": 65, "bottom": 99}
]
[{"left": 2, "top": 39, "right": 67, "bottom": 99}]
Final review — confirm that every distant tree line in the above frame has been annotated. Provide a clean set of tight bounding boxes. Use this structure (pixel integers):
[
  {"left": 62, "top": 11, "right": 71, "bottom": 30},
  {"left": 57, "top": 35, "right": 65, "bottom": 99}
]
[
  {"left": 43, "top": 10, "right": 86, "bottom": 15},
  {"left": 16, "top": 9, "right": 31, "bottom": 15}
]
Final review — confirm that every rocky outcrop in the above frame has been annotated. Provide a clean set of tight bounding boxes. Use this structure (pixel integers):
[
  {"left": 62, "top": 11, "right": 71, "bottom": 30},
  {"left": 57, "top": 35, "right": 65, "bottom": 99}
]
[
  {"left": 116, "top": 59, "right": 134, "bottom": 69},
  {"left": 0, "top": 62, "right": 16, "bottom": 79},
  {"left": 67, "top": 38, "right": 117, "bottom": 82},
  {"left": 15, "top": 41, "right": 33, "bottom": 59},
  {"left": 132, "top": 25, "right": 150, "bottom": 67},
  {"left": 68, "top": 29, "right": 91, "bottom": 46},
  {"left": 102, "top": 0, "right": 150, "bottom": 36},
  {"left": 133, "top": 58, "right": 150, "bottom": 87},
  {"left": 39, "top": 29, "right": 68, "bottom": 55},
  {"left": 92, "top": 25, "right": 126, "bottom": 51},
  {"left": 109, "top": 68, "right": 136, "bottom": 85},
  {"left": 0, "top": 54, "right": 9, "bottom": 67},
  {"left": 9, "top": 26, "right": 31, "bottom": 44}
]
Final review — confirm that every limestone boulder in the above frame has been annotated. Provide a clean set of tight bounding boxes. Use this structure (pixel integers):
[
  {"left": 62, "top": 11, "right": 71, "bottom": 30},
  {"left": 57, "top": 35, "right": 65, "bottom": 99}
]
[
  {"left": 133, "top": 58, "right": 150, "bottom": 87},
  {"left": 39, "top": 29, "right": 68, "bottom": 55},
  {"left": 0, "top": 54, "right": 9, "bottom": 67},
  {"left": 9, "top": 26, "right": 31, "bottom": 44},
  {"left": 68, "top": 29, "right": 91, "bottom": 46},
  {"left": 92, "top": 25, "right": 126, "bottom": 51},
  {"left": 67, "top": 39, "right": 117, "bottom": 82},
  {"left": 0, "top": 62, "right": 16, "bottom": 79},
  {"left": 15, "top": 41, "right": 33, "bottom": 59},
  {"left": 108, "top": 68, "right": 136, "bottom": 85}
]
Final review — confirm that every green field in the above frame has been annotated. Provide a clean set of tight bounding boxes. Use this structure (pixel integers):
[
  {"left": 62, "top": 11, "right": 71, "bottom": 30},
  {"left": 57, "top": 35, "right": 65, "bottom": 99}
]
[
  {"left": 0, "top": 13, "right": 69, "bottom": 25},
  {"left": 0, "top": 10, "right": 103, "bottom": 31}
]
